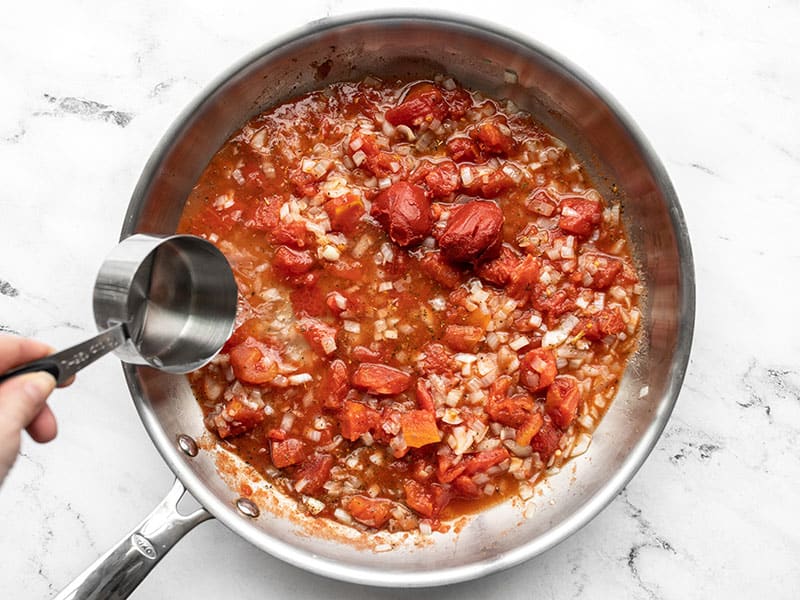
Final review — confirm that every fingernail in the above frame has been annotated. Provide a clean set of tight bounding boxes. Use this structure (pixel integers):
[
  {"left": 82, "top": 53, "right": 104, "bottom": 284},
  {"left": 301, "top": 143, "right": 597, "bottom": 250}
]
[{"left": 22, "top": 373, "right": 56, "bottom": 399}]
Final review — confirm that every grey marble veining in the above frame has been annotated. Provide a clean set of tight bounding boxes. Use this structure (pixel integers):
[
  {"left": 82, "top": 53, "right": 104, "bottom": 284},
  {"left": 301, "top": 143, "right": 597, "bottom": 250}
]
[{"left": 1, "top": 1, "right": 799, "bottom": 598}]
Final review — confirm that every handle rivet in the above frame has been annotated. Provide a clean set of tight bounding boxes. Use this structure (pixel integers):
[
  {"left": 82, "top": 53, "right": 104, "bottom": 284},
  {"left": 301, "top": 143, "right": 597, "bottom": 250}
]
[
  {"left": 177, "top": 434, "right": 198, "bottom": 457},
  {"left": 236, "top": 497, "right": 260, "bottom": 518}
]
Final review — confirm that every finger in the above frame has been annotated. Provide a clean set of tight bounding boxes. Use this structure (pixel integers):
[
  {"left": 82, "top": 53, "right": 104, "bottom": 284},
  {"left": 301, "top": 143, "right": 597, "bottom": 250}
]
[
  {"left": 59, "top": 375, "right": 76, "bottom": 389},
  {"left": 0, "top": 373, "right": 57, "bottom": 437},
  {"left": 0, "top": 335, "right": 54, "bottom": 373},
  {"left": 0, "top": 427, "right": 20, "bottom": 484},
  {"left": 26, "top": 403, "right": 58, "bottom": 443}
]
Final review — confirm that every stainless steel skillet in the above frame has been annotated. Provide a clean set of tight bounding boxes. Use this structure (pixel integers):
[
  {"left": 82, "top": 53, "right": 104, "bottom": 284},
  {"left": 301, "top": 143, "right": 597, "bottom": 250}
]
[{"left": 56, "top": 12, "right": 695, "bottom": 599}]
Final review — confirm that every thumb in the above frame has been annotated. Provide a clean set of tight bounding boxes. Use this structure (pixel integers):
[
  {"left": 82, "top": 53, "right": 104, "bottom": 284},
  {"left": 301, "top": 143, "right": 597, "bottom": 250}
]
[
  {"left": 0, "top": 372, "right": 57, "bottom": 479},
  {"left": 0, "top": 372, "right": 57, "bottom": 434}
]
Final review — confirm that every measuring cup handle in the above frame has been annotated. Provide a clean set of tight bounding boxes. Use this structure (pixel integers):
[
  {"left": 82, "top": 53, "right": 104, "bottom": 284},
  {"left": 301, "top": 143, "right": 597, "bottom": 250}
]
[{"left": 0, "top": 324, "right": 128, "bottom": 387}]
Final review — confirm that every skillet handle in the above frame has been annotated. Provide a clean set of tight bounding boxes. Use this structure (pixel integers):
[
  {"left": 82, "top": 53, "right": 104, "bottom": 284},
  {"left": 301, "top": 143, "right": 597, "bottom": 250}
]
[{"left": 53, "top": 478, "right": 212, "bottom": 600}]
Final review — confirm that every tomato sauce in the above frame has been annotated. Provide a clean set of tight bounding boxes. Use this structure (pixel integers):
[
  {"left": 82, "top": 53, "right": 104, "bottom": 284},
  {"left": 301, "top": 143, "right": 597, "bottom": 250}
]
[{"left": 178, "top": 76, "right": 642, "bottom": 533}]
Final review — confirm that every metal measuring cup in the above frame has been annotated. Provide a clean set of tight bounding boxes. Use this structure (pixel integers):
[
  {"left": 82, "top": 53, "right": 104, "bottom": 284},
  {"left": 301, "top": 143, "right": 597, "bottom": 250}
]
[{"left": 0, "top": 234, "right": 238, "bottom": 385}]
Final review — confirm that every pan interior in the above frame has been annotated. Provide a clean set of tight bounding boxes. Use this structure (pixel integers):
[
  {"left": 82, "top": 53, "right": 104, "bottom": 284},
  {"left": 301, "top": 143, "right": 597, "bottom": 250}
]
[{"left": 123, "top": 15, "right": 692, "bottom": 587}]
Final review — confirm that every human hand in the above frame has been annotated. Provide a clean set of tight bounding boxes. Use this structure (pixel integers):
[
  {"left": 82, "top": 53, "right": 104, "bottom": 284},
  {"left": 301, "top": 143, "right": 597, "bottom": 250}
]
[{"left": 0, "top": 335, "right": 61, "bottom": 485}]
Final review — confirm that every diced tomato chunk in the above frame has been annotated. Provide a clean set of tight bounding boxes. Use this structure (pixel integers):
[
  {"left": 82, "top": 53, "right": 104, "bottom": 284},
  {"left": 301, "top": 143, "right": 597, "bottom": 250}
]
[
  {"left": 531, "top": 415, "right": 562, "bottom": 459},
  {"left": 506, "top": 255, "right": 542, "bottom": 299},
  {"left": 385, "top": 84, "right": 448, "bottom": 127},
  {"left": 578, "top": 307, "right": 626, "bottom": 341},
  {"left": 546, "top": 376, "right": 581, "bottom": 429},
  {"left": 229, "top": 338, "right": 279, "bottom": 385},
  {"left": 581, "top": 253, "right": 623, "bottom": 289},
  {"left": 351, "top": 345, "right": 384, "bottom": 362},
  {"left": 208, "top": 397, "right": 265, "bottom": 439},
  {"left": 519, "top": 348, "right": 558, "bottom": 392},
  {"left": 461, "top": 168, "right": 515, "bottom": 199},
  {"left": 297, "top": 316, "right": 338, "bottom": 356},
  {"left": 325, "top": 192, "right": 365, "bottom": 233},
  {"left": 446, "top": 137, "right": 482, "bottom": 163},
  {"left": 403, "top": 480, "right": 432, "bottom": 517},
  {"left": 289, "top": 168, "right": 318, "bottom": 198},
  {"left": 453, "top": 475, "right": 482, "bottom": 498},
  {"left": 401, "top": 410, "right": 441, "bottom": 448},
  {"left": 419, "top": 342, "right": 454, "bottom": 376},
  {"left": 348, "top": 130, "right": 380, "bottom": 157},
  {"left": 533, "top": 288, "right": 576, "bottom": 321},
  {"left": 423, "top": 161, "right": 460, "bottom": 197},
  {"left": 469, "top": 119, "right": 516, "bottom": 155},
  {"left": 366, "top": 151, "right": 404, "bottom": 178},
  {"left": 351, "top": 363, "right": 411, "bottom": 395},
  {"left": 403, "top": 480, "right": 451, "bottom": 518},
  {"left": 294, "top": 453, "right": 334, "bottom": 495},
  {"left": 476, "top": 245, "right": 522, "bottom": 287},
  {"left": 442, "top": 87, "right": 473, "bottom": 119},
  {"left": 415, "top": 379, "right": 435, "bottom": 412},
  {"left": 346, "top": 495, "right": 394, "bottom": 528},
  {"left": 247, "top": 196, "right": 282, "bottom": 232},
  {"left": 319, "top": 359, "right": 349, "bottom": 410},
  {"left": 272, "top": 220, "right": 314, "bottom": 249},
  {"left": 271, "top": 438, "right": 306, "bottom": 468},
  {"left": 510, "top": 310, "right": 543, "bottom": 334},
  {"left": 436, "top": 451, "right": 467, "bottom": 483},
  {"left": 442, "top": 324, "right": 484, "bottom": 353},
  {"left": 515, "top": 413, "right": 544, "bottom": 446},
  {"left": 385, "top": 98, "right": 436, "bottom": 127},
  {"left": 418, "top": 251, "right": 463, "bottom": 289},
  {"left": 487, "top": 393, "right": 534, "bottom": 427},
  {"left": 559, "top": 197, "right": 602, "bottom": 236},
  {"left": 273, "top": 246, "right": 314, "bottom": 277},
  {"left": 267, "top": 428, "right": 286, "bottom": 441},
  {"left": 339, "top": 400, "right": 381, "bottom": 441},
  {"left": 463, "top": 448, "right": 510, "bottom": 475},
  {"left": 489, "top": 374, "right": 513, "bottom": 398}
]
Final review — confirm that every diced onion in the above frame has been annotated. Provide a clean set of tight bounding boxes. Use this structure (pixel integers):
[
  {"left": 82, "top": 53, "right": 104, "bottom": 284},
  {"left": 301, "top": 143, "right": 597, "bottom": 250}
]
[
  {"left": 502, "top": 164, "right": 523, "bottom": 183},
  {"left": 320, "top": 245, "right": 341, "bottom": 261},
  {"left": 333, "top": 508, "right": 353, "bottom": 524},
  {"left": 509, "top": 336, "right": 530, "bottom": 351},
  {"left": 460, "top": 166, "right": 474, "bottom": 186},
  {"left": 352, "top": 149, "right": 367, "bottom": 166},
  {"left": 343, "top": 320, "right": 361, "bottom": 334},
  {"left": 288, "top": 373, "right": 312, "bottom": 385},
  {"left": 570, "top": 433, "right": 592, "bottom": 457},
  {"left": 321, "top": 337, "right": 337, "bottom": 354},
  {"left": 280, "top": 412, "right": 295, "bottom": 431},
  {"left": 561, "top": 206, "right": 580, "bottom": 218}
]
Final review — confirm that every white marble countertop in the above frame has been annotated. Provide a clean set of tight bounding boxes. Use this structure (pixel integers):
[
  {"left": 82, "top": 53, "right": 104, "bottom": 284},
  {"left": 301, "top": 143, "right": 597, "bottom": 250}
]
[{"left": 2, "top": 1, "right": 798, "bottom": 598}]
